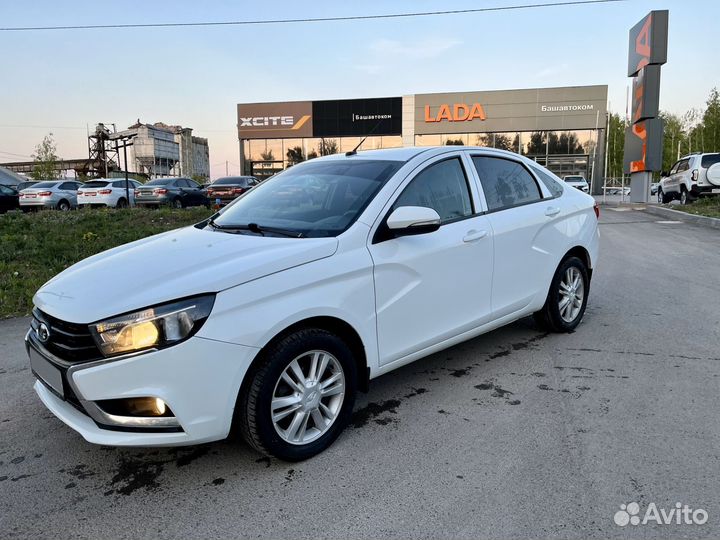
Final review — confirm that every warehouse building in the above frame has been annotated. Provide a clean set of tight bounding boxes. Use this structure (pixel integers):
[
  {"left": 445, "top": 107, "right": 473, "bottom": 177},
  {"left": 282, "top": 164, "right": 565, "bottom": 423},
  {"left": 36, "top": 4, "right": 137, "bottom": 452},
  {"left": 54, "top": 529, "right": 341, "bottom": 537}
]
[
  {"left": 115, "top": 121, "right": 210, "bottom": 179},
  {"left": 237, "top": 85, "right": 607, "bottom": 186}
]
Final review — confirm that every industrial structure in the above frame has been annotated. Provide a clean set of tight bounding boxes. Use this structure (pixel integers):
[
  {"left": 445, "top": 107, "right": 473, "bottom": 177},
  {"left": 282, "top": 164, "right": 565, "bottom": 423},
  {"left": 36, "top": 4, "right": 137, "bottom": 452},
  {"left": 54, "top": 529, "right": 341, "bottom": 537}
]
[{"left": 1, "top": 121, "right": 210, "bottom": 180}]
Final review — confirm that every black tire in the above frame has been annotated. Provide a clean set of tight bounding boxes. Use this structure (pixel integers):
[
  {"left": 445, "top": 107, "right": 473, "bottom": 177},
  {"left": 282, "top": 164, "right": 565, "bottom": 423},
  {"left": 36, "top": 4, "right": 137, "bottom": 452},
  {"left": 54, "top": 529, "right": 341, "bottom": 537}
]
[
  {"left": 116, "top": 198, "right": 128, "bottom": 209},
  {"left": 534, "top": 256, "right": 590, "bottom": 333},
  {"left": 238, "top": 328, "right": 357, "bottom": 461},
  {"left": 57, "top": 199, "right": 70, "bottom": 211},
  {"left": 660, "top": 189, "right": 672, "bottom": 204},
  {"left": 172, "top": 197, "right": 184, "bottom": 209},
  {"left": 679, "top": 187, "right": 690, "bottom": 205}
]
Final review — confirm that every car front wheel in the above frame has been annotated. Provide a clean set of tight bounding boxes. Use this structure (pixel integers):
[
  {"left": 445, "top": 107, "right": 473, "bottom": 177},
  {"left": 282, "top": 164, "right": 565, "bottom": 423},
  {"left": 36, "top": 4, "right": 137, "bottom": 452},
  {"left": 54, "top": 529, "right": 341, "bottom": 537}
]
[
  {"left": 238, "top": 328, "right": 357, "bottom": 461},
  {"left": 534, "top": 256, "right": 589, "bottom": 333}
]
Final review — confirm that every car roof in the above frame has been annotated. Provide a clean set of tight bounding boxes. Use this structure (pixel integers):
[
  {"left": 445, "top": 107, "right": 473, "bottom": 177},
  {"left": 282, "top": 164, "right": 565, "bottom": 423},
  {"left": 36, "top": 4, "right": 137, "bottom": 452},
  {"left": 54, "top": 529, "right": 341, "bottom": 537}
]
[{"left": 315, "top": 145, "right": 537, "bottom": 163}]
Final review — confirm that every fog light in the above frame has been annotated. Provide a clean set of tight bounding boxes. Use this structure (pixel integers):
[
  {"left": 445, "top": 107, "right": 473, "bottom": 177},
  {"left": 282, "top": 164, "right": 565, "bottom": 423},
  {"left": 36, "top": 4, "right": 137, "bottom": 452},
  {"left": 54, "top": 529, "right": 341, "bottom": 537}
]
[
  {"left": 154, "top": 398, "right": 167, "bottom": 416},
  {"left": 96, "top": 397, "right": 174, "bottom": 418}
]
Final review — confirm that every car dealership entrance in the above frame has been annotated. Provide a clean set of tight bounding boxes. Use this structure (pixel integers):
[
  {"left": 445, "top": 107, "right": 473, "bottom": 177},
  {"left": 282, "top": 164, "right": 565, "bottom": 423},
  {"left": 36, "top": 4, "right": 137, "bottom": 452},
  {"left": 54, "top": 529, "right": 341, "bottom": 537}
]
[{"left": 237, "top": 85, "right": 607, "bottom": 187}]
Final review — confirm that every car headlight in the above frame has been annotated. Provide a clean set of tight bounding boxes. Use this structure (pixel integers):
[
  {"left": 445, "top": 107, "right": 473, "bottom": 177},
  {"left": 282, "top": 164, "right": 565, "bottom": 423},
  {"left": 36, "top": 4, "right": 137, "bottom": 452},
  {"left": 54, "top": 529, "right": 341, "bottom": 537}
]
[{"left": 89, "top": 295, "right": 215, "bottom": 357}]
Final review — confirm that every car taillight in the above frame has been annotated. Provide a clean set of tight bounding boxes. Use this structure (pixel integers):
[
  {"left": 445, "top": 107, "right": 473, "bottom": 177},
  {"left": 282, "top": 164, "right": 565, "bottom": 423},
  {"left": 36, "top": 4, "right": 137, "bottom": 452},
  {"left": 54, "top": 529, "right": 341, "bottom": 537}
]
[
  {"left": 232, "top": 187, "right": 245, "bottom": 194},
  {"left": 37, "top": 191, "right": 52, "bottom": 197},
  {"left": 98, "top": 189, "right": 112, "bottom": 195},
  {"left": 154, "top": 188, "right": 168, "bottom": 195},
  {"left": 134, "top": 189, "right": 140, "bottom": 196},
  {"left": 593, "top": 202, "right": 600, "bottom": 219},
  {"left": 691, "top": 169, "right": 699, "bottom": 181}
]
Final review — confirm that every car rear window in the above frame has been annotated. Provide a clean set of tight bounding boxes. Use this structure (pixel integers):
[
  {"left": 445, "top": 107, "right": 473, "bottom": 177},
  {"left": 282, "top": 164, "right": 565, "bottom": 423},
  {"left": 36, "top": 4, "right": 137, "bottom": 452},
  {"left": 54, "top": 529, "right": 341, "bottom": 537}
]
[
  {"left": 30, "top": 182, "right": 58, "bottom": 188},
  {"left": 214, "top": 177, "right": 247, "bottom": 186},
  {"left": 533, "top": 167, "right": 564, "bottom": 197},
  {"left": 145, "top": 178, "right": 174, "bottom": 186},
  {"left": 701, "top": 154, "right": 720, "bottom": 168},
  {"left": 83, "top": 181, "right": 110, "bottom": 188}
]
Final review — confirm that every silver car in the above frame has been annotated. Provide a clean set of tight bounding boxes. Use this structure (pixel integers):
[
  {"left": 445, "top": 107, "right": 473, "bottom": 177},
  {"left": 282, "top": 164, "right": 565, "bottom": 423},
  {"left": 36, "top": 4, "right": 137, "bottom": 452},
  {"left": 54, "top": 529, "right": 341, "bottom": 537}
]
[{"left": 19, "top": 180, "right": 83, "bottom": 211}]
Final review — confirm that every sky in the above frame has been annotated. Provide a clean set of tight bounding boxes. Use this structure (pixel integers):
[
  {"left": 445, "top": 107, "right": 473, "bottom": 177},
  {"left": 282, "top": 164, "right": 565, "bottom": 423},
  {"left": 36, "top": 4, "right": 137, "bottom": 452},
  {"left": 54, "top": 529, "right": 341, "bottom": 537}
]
[{"left": 1, "top": 0, "right": 718, "bottom": 179}]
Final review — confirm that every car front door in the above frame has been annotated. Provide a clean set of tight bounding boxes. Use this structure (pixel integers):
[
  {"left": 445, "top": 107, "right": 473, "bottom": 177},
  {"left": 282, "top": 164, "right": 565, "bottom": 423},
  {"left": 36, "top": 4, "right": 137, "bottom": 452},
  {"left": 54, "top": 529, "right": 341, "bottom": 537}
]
[
  {"left": 368, "top": 155, "right": 494, "bottom": 366},
  {"left": 469, "top": 154, "right": 556, "bottom": 319}
]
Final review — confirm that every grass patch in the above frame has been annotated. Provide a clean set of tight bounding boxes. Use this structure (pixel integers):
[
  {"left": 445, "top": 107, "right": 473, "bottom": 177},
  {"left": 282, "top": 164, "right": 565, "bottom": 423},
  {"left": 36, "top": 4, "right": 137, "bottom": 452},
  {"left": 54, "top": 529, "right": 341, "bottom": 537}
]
[
  {"left": 669, "top": 197, "right": 720, "bottom": 219},
  {"left": 0, "top": 207, "right": 212, "bottom": 318}
]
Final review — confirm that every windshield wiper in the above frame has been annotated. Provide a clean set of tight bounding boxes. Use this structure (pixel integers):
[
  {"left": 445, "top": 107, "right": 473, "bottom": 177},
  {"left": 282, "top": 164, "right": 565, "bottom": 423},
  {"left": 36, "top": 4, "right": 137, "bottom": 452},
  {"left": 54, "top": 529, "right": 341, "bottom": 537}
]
[{"left": 208, "top": 220, "right": 304, "bottom": 238}]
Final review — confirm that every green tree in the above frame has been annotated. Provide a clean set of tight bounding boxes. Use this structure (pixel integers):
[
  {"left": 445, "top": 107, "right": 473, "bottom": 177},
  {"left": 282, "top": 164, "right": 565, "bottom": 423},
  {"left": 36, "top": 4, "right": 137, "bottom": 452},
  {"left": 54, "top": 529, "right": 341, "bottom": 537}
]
[
  {"left": 31, "top": 133, "right": 60, "bottom": 180},
  {"left": 606, "top": 113, "right": 626, "bottom": 180},
  {"left": 260, "top": 149, "right": 275, "bottom": 161},
  {"left": 445, "top": 138, "right": 464, "bottom": 146},
  {"left": 700, "top": 87, "right": 720, "bottom": 153},
  {"left": 307, "top": 150, "right": 319, "bottom": 160},
  {"left": 659, "top": 111, "right": 683, "bottom": 172},
  {"left": 286, "top": 146, "right": 305, "bottom": 166}
]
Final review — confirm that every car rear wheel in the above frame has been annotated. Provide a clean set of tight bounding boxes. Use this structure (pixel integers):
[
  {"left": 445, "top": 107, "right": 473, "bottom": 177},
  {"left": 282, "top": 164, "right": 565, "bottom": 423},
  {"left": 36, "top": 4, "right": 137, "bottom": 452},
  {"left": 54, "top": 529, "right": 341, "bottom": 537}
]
[
  {"left": 116, "top": 198, "right": 128, "bottom": 209},
  {"left": 680, "top": 188, "right": 690, "bottom": 205},
  {"left": 172, "top": 197, "right": 183, "bottom": 209},
  {"left": 534, "top": 256, "right": 589, "bottom": 333},
  {"left": 57, "top": 200, "right": 70, "bottom": 211},
  {"left": 238, "top": 328, "right": 357, "bottom": 461}
]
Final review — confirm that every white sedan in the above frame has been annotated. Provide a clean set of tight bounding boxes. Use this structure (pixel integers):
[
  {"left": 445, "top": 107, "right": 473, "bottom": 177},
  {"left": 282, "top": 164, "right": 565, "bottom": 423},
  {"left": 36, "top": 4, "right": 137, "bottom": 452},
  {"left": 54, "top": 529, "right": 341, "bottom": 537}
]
[
  {"left": 27, "top": 146, "right": 599, "bottom": 461},
  {"left": 77, "top": 178, "right": 142, "bottom": 208}
]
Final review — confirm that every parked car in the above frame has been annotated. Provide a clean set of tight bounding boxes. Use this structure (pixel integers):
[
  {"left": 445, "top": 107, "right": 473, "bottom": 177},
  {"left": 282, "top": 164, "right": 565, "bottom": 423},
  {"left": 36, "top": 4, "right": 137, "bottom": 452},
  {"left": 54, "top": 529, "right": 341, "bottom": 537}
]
[
  {"left": 19, "top": 180, "right": 82, "bottom": 211},
  {"left": 134, "top": 177, "right": 208, "bottom": 208},
  {"left": 26, "top": 147, "right": 599, "bottom": 461},
  {"left": 78, "top": 179, "right": 142, "bottom": 208},
  {"left": 206, "top": 176, "right": 258, "bottom": 206},
  {"left": 563, "top": 175, "right": 589, "bottom": 193},
  {"left": 0, "top": 183, "right": 20, "bottom": 213},
  {"left": 650, "top": 182, "right": 659, "bottom": 196},
  {"left": 658, "top": 153, "right": 720, "bottom": 204}
]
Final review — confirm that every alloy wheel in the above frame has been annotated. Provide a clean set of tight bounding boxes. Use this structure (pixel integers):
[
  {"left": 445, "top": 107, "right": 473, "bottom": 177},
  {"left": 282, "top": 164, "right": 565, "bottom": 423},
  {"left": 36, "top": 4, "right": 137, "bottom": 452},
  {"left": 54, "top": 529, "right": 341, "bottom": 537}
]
[
  {"left": 271, "top": 350, "right": 345, "bottom": 445},
  {"left": 558, "top": 267, "right": 584, "bottom": 323}
]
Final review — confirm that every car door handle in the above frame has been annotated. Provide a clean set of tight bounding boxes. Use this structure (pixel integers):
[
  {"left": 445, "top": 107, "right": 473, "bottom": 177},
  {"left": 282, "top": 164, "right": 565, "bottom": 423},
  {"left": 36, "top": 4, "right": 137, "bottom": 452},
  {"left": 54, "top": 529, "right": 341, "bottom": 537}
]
[
  {"left": 545, "top": 206, "right": 561, "bottom": 217},
  {"left": 463, "top": 229, "right": 488, "bottom": 243}
]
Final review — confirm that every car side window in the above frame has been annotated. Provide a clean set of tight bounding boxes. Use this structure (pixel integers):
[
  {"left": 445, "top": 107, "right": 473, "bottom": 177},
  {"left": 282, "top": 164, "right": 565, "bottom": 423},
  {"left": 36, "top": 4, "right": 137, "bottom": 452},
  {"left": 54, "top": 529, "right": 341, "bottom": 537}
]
[
  {"left": 392, "top": 157, "right": 473, "bottom": 223},
  {"left": 531, "top": 167, "right": 564, "bottom": 198},
  {"left": 186, "top": 180, "right": 200, "bottom": 189},
  {"left": 472, "top": 156, "right": 542, "bottom": 212},
  {"left": 677, "top": 159, "right": 690, "bottom": 173},
  {"left": 0, "top": 185, "right": 13, "bottom": 195},
  {"left": 60, "top": 182, "right": 77, "bottom": 190}
]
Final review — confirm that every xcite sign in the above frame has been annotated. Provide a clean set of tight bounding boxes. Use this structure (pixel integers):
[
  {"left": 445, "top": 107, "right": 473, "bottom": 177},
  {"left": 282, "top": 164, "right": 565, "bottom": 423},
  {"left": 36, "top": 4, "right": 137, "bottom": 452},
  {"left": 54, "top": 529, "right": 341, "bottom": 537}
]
[
  {"left": 238, "top": 115, "right": 311, "bottom": 130},
  {"left": 425, "top": 103, "right": 486, "bottom": 123}
]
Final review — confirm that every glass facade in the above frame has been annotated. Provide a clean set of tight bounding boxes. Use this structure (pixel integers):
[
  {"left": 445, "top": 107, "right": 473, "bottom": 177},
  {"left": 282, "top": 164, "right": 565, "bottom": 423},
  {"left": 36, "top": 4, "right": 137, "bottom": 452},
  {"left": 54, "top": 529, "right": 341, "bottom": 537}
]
[
  {"left": 414, "top": 129, "right": 599, "bottom": 180},
  {"left": 242, "top": 135, "right": 403, "bottom": 178}
]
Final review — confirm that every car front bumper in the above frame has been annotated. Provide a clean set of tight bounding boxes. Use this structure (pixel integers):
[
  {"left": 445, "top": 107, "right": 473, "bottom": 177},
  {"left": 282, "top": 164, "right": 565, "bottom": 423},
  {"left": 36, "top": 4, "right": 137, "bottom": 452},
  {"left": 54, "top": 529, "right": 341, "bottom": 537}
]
[{"left": 27, "top": 331, "right": 259, "bottom": 446}]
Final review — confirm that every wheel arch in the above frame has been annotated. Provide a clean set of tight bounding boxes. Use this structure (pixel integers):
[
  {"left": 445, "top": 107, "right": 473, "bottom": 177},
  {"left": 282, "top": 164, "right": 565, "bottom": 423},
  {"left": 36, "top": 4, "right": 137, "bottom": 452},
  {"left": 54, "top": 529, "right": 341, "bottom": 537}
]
[
  {"left": 241, "top": 316, "right": 369, "bottom": 398},
  {"left": 562, "top": 245, "right": 593, "bottom": 280}
]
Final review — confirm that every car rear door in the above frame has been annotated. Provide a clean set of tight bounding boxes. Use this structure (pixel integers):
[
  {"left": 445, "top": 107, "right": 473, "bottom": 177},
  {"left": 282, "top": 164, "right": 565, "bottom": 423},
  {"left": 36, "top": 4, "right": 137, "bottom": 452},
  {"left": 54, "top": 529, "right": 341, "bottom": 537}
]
[
  {"left": 368, "top": 153, "right": 494, "bottom": 366},
  {"left": 469, "top": 154, "right": 559, "bottom": 319}
]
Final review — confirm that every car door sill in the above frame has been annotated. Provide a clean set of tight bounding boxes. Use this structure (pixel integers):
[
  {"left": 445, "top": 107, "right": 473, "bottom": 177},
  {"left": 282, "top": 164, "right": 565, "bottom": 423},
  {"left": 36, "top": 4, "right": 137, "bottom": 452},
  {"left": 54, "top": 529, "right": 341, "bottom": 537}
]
[{"left": 372, "top": 308, "right": 532, "bottom": 379}]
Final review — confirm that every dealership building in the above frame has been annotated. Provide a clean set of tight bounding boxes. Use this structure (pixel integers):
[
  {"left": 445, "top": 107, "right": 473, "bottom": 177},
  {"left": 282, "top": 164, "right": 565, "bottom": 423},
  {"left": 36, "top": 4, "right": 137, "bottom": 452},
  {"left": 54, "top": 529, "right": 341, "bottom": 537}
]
[{"left": 237, "top": 85, "right": 608, "bottom": 185}]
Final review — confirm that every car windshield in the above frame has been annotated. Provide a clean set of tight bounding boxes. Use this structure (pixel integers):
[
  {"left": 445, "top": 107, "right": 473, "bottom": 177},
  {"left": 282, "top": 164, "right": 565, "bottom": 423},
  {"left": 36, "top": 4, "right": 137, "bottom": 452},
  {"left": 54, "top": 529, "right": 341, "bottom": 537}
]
[
  {"left": 564, "top": 176, "right": 584, "bottom": 182},
  {"left": 82, "top": 181, "right": 110, "bottom": 188},
  {"left": 212, "top": 159, "right": 403, "bottom": 238},
  {"left": 214, "top": 177, "right": 247, "bottom": 185},
  {"left": 29, "top": 182, "right": 58, "bottom": 189},
  {"left": 145, "top": 178, "right": 174, "bottom": 186}
]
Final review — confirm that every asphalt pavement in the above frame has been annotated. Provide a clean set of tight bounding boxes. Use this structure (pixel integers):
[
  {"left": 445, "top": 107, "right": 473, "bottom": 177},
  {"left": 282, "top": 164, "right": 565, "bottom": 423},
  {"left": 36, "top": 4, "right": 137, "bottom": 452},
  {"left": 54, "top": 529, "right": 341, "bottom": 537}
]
[{"left": 1, "top": 207, "right": 719, "bottom": 539}]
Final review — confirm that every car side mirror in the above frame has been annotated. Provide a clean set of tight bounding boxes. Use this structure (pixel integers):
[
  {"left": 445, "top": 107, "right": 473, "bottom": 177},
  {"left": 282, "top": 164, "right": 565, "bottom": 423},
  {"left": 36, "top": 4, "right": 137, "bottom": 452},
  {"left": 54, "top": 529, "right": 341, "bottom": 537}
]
[{"left": 386, "top": 206, "right": 441, "bottom": 236}]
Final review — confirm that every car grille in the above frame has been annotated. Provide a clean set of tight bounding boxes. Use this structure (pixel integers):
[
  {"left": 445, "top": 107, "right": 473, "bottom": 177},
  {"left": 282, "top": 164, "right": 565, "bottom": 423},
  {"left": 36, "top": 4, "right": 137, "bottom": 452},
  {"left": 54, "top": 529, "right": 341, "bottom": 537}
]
[{"left": 31, "top": 308, "right": 101, "bottom": 363}]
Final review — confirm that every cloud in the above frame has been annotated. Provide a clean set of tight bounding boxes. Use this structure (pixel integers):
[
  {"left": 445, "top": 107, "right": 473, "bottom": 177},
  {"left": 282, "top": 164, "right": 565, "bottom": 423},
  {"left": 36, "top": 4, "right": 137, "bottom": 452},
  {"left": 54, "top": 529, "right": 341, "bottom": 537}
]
[{"left": 368, "top": 38, "right": 462, "bottom": 60}]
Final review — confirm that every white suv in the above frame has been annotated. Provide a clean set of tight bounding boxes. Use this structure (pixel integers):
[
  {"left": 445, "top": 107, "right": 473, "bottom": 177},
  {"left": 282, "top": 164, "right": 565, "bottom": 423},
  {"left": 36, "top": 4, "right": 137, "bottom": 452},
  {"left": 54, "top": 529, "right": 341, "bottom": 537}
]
[
  {"left": 563, "top": 175, "right": 589, "bottom": 193},
  {"left": 658, "top": 153, "right": 720, "bottom": 204},
  {"left": 77, "top": 179, "right": 142, "bottom": 208}
]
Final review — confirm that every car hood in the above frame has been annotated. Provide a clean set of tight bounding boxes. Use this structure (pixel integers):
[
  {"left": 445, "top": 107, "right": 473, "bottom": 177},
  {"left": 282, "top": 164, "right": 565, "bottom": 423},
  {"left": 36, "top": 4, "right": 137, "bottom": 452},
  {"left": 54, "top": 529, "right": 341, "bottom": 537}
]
[{"left": 34, "top": 226, "right": 338, "bottom": 323}]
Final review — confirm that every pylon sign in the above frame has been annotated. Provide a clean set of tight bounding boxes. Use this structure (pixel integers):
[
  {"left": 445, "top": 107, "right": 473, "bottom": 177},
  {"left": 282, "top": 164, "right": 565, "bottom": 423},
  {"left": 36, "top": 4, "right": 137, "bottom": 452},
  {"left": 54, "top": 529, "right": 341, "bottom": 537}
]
[{"left": 623, "top": 10, "right": 668, "bottom": 174}]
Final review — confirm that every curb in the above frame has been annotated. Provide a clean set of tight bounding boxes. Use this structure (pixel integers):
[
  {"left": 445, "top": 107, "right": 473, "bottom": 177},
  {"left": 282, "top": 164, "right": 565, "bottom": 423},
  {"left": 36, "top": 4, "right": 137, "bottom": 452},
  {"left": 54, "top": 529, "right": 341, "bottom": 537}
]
[{"left": 642, "top": 204, "right": 720, "bottom": 229}]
